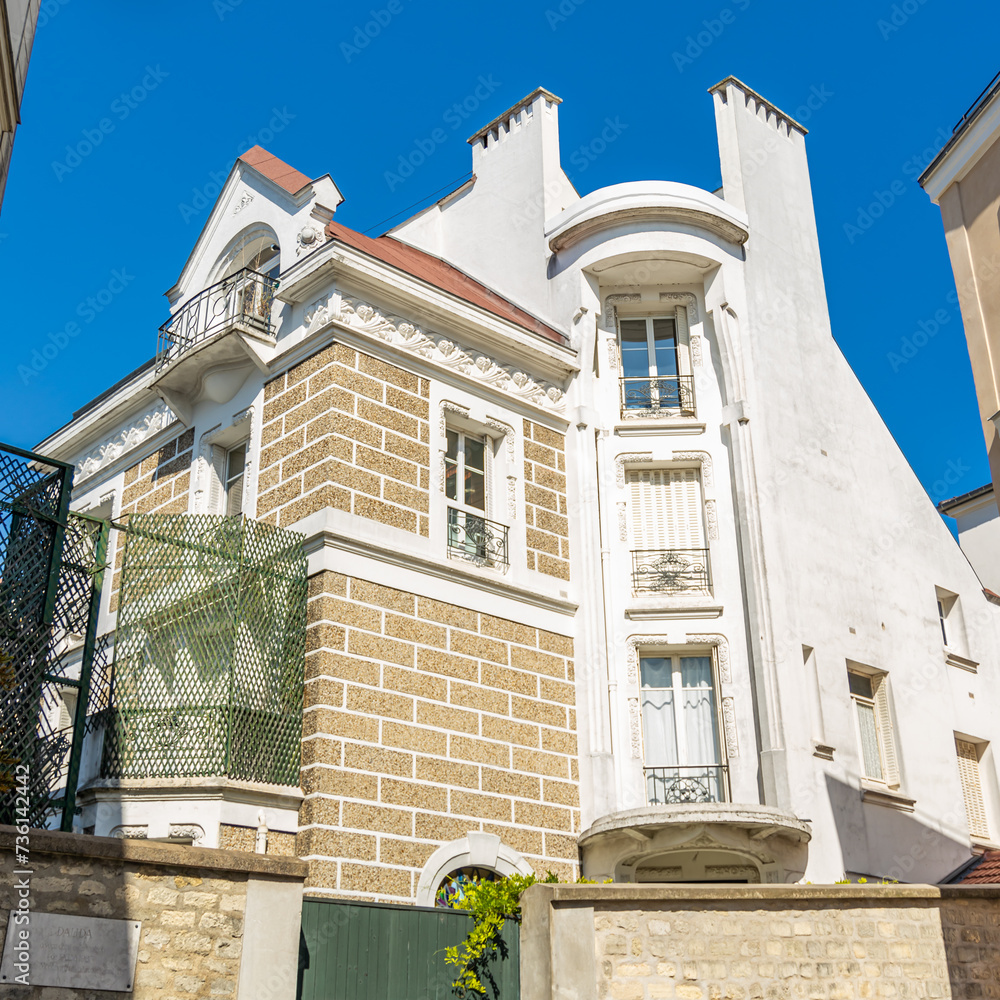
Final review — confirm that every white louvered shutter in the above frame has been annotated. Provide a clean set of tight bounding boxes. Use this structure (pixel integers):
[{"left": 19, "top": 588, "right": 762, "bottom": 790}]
[
  {"left": 209, "top": 446, "right": 226, "bottom": 515},
  {"left": 873, "top": 677, "right": 900, "bottom": 788},
  {"left": 628, "top": 469, "right": 704, "bottom": 550},
  {"left": 956, "top": 738, "right": 989, "bottom": 838}
]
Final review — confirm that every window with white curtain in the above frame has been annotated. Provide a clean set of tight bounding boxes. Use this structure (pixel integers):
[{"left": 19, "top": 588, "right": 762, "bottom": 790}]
[{"left": 639, "top": 652, "right": 724, "bottom": 804}]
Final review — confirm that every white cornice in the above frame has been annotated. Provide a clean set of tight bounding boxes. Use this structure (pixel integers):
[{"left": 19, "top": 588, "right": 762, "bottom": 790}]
[
  {"left": 278, "top": 240, "right": 578, "bottom": 382},
  {"left": 921, "top": 89, "right": 1000, "bottom": 203}
]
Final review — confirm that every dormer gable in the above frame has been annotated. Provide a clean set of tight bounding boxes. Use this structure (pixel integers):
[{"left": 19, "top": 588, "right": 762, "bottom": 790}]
[{"left": 165, "top": 147, "right": 344, "bottom": 311}]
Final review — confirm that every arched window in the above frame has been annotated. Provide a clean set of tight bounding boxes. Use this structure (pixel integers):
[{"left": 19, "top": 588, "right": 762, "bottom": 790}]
[{"left": 435, "top": 866, "right": 500, "bottom": 909}]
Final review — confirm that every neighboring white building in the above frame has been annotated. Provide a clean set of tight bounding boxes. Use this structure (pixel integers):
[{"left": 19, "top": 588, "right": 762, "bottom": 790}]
[
  {"left": 1, "top": 0, "right": 40, "bottom": 210},
  {"left": 36, "top": 80, "right": 1000, "bottom": 894},
  {"left": 939, "top": 483, "right": 1000, "bottom": 596}
]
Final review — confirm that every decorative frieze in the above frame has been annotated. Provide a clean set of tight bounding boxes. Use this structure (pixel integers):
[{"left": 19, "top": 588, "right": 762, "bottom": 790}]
[
  {"left": 615, "top": 453, "right": 653, "bottom": 488},
  {"left": 672, "top": 450, "right": 713, "bottom": 488},
  {"left": 722, "top": 696, "right": 739, "bottom": 758},
  {"left": 685, "top": 633, "right": 731, "bottom": 683},
  {"left": 628, "top": 697, "right": 642, "bottom": 758},
  {"left": 74, "top": 401, "right": 176, "bottom": 484},
  {"left": 705, "top": 499, "right": 719, "bottom": 540},
  {"left": 658, "top": 291, "right": 699, "bottom": 323},
  {"left": 336, "top": 297, "right": 566, "bottom": 413}
]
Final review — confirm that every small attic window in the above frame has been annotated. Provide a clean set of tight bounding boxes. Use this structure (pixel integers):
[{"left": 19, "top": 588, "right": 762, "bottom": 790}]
[{"left": 218, "top": 230, "right": 281, "bottom": 282}]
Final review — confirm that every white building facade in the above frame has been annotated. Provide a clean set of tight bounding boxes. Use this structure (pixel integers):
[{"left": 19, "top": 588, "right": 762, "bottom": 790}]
[{"left": 37, "top": 80, "right": 1000, "bottom": 895}]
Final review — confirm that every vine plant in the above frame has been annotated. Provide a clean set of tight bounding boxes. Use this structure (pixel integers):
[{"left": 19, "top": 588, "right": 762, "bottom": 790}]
[{"left": 444, "top": 871, "right": 601, "bottom": 999}]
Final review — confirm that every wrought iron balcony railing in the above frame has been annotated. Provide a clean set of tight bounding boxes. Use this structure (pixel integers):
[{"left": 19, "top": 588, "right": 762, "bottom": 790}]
[
  {"left": 156, "top": 267, "right": 278, "bottom": 371},
  {"left": 620, "top": 375, "right": 696, "bottom": 418},
  {"left": 446, "top": 507, "right": 509, "bottom": 570},
  {"left": 644, "top": 764, "right": 729, "bottom": 805},
  {"left": 632, "top": 548, "right": 711, "bottom": 594}
]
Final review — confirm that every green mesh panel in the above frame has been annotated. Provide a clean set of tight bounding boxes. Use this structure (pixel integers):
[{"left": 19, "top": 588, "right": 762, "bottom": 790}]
[
  {"left": 102, "top": 514, "right": 306, "bottom": 786},
  {"left": 0, "top": 444, "right": 109, "bottom": 830}
]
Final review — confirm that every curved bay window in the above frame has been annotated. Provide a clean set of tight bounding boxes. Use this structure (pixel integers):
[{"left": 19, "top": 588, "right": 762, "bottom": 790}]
[
  {"left": 640, "top": 652, "right": 727, "bottom": 805},
  {"left": 619, "top": 316, "right": 695, "bottom": 417}
]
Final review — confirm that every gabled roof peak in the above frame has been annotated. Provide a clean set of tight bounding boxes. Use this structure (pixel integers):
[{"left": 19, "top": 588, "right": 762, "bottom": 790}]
[{"left": 237, "top": 145, "right": 314, "bottom": 195}]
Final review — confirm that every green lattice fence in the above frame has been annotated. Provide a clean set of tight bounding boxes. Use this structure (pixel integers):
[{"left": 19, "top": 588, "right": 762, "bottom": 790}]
[
  {"left": 0, "top": 443, "right": 110, "bottom": 831},
  {"left": 101, "top": 513, "right": 306, "bottom": 785}
]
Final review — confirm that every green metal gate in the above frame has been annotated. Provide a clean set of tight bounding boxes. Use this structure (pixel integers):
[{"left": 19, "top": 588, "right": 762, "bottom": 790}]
[{"left": 298, "top": 898, "right": 520, "bottom": 1000}]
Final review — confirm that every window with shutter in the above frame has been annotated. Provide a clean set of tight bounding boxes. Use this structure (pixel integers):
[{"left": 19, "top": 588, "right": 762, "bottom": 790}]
[
  {"left": 628, "top": 469, "right": 709, "bottom": 593},
  {"left": 848, "top": 669, "right": 900, "bottom": 789},
  {"left": 956, "top": 738, "right": 989, "bottom": 839}
]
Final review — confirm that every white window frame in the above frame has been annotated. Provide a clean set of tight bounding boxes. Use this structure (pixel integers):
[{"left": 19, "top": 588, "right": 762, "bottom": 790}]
[
  {"left": 618, "top": 315, "right": 681, "bottom": 378},
  {"left": 210, "top": 438, "right": 250, "bottom": 517},
  {"left": 848, "top": 667, "right": 900, "bottom": 789},
  {"left": 638, "top": 648, "right": 726, "bottom": 804}
]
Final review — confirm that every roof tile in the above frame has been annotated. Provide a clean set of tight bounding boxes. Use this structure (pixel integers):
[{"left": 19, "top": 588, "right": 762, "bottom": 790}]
[{"left": 238, "top": 145, "right": 312, "bottom": 195}]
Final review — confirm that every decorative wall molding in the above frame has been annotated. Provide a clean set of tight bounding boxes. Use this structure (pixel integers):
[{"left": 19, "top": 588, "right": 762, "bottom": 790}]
[
  {"left": 705, "top": 499, "right": 719, "bottom": 540},
  {"left": 296, "top": 224, "right": 325, "bottom": 256},
  {"left": 722, "top": 696, "right": 739, "bottom": 758},
  {"left": 690, "top": 335, "right": 703, "bottom": 367},
  {"left": 616, "top": 502, "right": 628, "bottom": 542},
  {"left": 168, "top": 824, "right": 206, "bottom": 843},
  {"left": 415, "top": 833, "right": 534, "bottom": 906},
  {"left": 232, "top": 191, "right": 254, "bottom": 215},
  {"left": 626, "top": 635, "right": 672, "bottom": 684},
  {"left": 337, "top": 297, "right": 566, "bottom": 413},
  {"left": 672, "top": 450, "right": 713, "bottom": 488},
  {"left": 74, "top": 401, "right": 177, "bottom": 484},
  {"left": 606, "top": 337, "right": 619, "bottom": 370},
  {"left": 705, "top": 864, "right": 759, "bottom": 882},
  {"left": 659, "top": 291, "right": 699, "bottom": 323},
  {"left": 686, "top": 633, "right": 731, "bottom": 683},
  {"left": 110, "top": 825, "right": 148, "bottom": 840},
  {"left": 485, "top": 416, "right": 516, "bottom": 465},
  {"left": 628, "top": 697, "right": 642, "bottom": 758},
  {"left": 615, "top": 452, "right": 654, "bottom": 488}
]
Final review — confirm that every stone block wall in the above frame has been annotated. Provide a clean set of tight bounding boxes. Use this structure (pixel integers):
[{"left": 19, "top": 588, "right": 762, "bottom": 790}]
[
  {"left": 520, "top": 883, "right": 1000, "bottom": 1000},
  {"left": 0, "top": 826, "right": 306, "bottom": 1000},
  {"left": 523, "top": 419, "right": 569, "bottom": 580},
  {"left": 110, "top": 425, "right": 195, "bottom": 610},
  {"left": 258, "top": 344, "right": 431, "bottom": 533},
  {"left": 298, "top": 570, "right": 579, "bottom": 901}
]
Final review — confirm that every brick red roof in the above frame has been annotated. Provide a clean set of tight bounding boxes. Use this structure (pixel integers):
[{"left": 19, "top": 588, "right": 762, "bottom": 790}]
[
  {"left": 324, "top": 220, "right": 568, "bottom": 346},
  {"left": 952, "top": 850, "right": 1000, "bottom": 883},
  {"left": 238, "top": 146, "right": 313, "bottom": 195}
]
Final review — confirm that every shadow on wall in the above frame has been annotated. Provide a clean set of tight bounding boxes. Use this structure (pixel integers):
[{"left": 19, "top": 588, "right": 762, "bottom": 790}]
[{"left": 824, "top": 774, "right": 973, "bottom": 883}]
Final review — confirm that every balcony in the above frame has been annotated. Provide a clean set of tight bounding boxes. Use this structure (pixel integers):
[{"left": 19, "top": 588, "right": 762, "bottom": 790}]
[
  {"left": 620, "top": 375, "right": 696, "bottom": 419},
  {"left": 152, "top": 269, "right": 279, "bottom": 417},
  {"left": 632, "top": 548, "right": 711, "bottom": 595},
  {"left": 446, "top": 507, "right": 509, "bottom": 570},
  {"left": 644, "top": 764, "right": 728, "bottom": 805}
]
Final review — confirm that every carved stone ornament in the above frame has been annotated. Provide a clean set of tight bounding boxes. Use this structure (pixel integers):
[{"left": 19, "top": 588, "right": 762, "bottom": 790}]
[
  {"left": 628, "top": 697, "right": 642, "bottom": 758},
  {"left": 110, "top": 825, "right": 148, "bottom": 840},
  {"left": 168, "top": 824, "right": 206, "bottom": 842},
  {"left": 686, "top": 634, "right": 731, "bottom": 683},
  {"left": 626, "top": 635, "right": 672, "bottom": 684},
  {"left": 690, "top": 334, "right": 703, "bottom": 367},
  {"left": 296, "top": 224, "right": 325, "bottom": 256},
  {"left": 672, "top": 450, "right": 713, "bottom": 488},
  {"left": 615, "top": 453, "right": 654, "bottom": 488},
  {"left": 617, "top": 502, "right": 628, "bottom": 542},
  {"left": 233, "top": 191, "right": 254, "bottom": 215},
  {"left": 658, "top": 291, "right": 699, "bottom": 323},
  {"left": 705, "top": 499, "right": 720, "bottom": 540},
  {"left": 338, "top": 297, "right": 566, "bottom": 412},
  {"left": 484, "top": 416, "right": 516, "bottom": 465},
  {"left": 705, "top": 864, "right": 759, "bottom": 882},
  {"left": 722, "top": 696, "right": 739, "bottom": 758},
  {"left": 74, "top": 400, "right": 176, "bottom": 484},
  {"left": 607, "top": 337, "right": 619, "bottom": 370}
]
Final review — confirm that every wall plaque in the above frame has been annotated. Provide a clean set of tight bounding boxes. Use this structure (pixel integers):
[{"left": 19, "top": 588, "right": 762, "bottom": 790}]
[{"left": 1, "top": 911, "right": 142, "bottom": 991}]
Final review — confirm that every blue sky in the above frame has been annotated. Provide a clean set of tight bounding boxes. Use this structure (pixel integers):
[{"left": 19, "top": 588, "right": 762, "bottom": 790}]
[{"left": 2, "top": 0, "right": 997, "bottom": 512}]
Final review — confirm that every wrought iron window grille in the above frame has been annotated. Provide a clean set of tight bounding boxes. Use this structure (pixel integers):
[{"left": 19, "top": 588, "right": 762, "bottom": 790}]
[
  {"left": 644, "top": 764, "right": 729, "bottom": 805},
  {"left": 620, "top": 375, "right": 697, "bottom": 418},
  {"left": 446, "top": 507, "right": 509, "bottom": 570},
  {"left": 632, "top": 548, "right": 711, "bottom": 594},
  {"left": 156, "top": 268, "right": 279, "bottom": 370}
]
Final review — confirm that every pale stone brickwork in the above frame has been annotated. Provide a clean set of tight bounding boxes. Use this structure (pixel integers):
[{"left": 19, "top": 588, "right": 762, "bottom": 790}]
[
  {"left": 523, "top": 419, "right": 570, "bottom": 580},
  {"left": 0, "top": 826, "right": 306, "bottom": 1000},
  {"left": 219, "top": 824, "right": 297, "bottom": 857},
  {"left": 520, "top": 883, "right": 1000, "bottom": 1000},
  {"left": 110, "top": 425, "right": 195, "bottom": 611},
  {"left": 298, "top": 570, "right": 579, "bottom": 900},
  {"left": 258, "top": 343, "right": 431, "bottom": 533}
]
